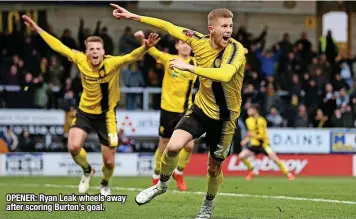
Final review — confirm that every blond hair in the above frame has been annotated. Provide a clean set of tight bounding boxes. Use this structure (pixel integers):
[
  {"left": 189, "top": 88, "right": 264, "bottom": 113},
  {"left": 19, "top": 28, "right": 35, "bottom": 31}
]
[
  {"left": 208, "top": 8, "right": 233, "bottom": 26},
  {"left": 84, "top": 36, "right": 104, "bottom": 48}
]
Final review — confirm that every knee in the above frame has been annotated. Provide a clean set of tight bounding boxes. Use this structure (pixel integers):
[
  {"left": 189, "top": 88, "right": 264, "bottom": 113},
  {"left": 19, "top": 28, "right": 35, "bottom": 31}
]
[
  {"left": 184, "top": 141, "right": 194, "bottom": 152},
  {"left": 103, "top": 158, "right": 115, "bottom": 169},
  {"left": 207, "top": 162, "right": 222, "bottom": 178},
  {"left": 166, "top": 142, "right": 182, "bottom": 157},
  {"left": 68, "top": 142, "right": 82, "bottom": 155}
]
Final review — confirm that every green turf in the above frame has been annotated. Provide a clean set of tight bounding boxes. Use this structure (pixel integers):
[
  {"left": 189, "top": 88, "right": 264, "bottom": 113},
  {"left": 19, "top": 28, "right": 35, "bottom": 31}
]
[{"left": 1, "top": 176, "right": 356, "bottom": 219}]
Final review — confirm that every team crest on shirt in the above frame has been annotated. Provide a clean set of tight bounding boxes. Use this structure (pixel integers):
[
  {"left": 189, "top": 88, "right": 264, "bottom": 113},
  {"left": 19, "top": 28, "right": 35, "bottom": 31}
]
[
  {"left": 99, "top": 70, "right": 105, "bottom": 77},
  {"left": 172, "top": 71, "right": 178, "bottom": 78},
  {"left": 182, "top": 29, "right": 194, "bottom": 37},
  {"left": 214, "top": 58, "right": 221, "bottom": 67}
]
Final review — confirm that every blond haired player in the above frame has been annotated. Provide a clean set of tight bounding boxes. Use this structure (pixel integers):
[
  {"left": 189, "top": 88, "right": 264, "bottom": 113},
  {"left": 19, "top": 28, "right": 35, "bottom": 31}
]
[
  {"left": 240, "top": 105, "right": 295, "bottom": 181},
  {"left": 22, "top": 15, "right": 160, "bottom": 196},
  {"left": 111, "top": 4, "right": 246, "bottom": 218},
  {"left": 136, "top": 32, "right": 197, "bottom": 191}
]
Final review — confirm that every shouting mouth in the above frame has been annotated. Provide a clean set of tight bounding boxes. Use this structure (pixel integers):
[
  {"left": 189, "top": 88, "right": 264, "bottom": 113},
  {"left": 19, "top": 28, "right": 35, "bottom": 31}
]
[
  {"left": 222, "top": 36, "right": 230, "bottom": 42},
  {"left": 92, "top": 55, "right": 99, "bottom": 61}
]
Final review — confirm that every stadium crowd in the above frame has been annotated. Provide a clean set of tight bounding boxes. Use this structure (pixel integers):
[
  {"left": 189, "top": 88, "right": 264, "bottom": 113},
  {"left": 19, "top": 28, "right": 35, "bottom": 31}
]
[{"left": 0, "top": 20, "right": 356, "bottom": 129}]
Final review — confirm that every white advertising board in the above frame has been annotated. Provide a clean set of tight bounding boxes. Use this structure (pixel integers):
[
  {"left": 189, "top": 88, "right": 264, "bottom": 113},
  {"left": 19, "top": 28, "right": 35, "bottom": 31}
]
[{"left": 268, "top": 128, "right": 330, "bottom": 154}]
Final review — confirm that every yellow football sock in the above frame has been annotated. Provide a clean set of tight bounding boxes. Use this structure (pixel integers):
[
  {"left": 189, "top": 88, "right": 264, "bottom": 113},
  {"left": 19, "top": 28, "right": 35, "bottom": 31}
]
[
  {"left": 160, "top": 150, "right": 179, "bottom": 181},
  {"left": 177, "top": 148, "right": 192, "bottom": 172},
  {"left": 101, "top": 164, "right": 115, "bottom": 186},
  {"left": 241, "top": 158, "right": 254, "bottom": 171},
  {"left": 206, "top": 171, "right": 223, "bottom": 200},
  {"left": 154, "top": 149, "right": 162, "bottom": 175},
  {"left": 276, "top": 160, "right": 289, "bottom": 175},
  {"left": 72, "top": 148, "right": 91, "bottom": 174}
]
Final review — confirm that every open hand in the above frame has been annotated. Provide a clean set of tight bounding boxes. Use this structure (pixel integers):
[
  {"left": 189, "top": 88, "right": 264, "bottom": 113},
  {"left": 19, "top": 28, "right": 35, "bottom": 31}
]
[{"left": 144, "top": 33, "right": 160, "bottom": 49}]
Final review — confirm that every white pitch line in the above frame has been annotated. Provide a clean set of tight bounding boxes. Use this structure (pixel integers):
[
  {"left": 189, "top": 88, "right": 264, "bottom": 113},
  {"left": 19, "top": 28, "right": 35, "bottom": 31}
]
[{"left": 1, "top": 183, "right": 356, "bottom": 205}]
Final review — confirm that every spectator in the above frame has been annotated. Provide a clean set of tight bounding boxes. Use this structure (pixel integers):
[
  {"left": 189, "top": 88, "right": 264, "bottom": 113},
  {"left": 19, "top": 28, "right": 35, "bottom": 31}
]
[
  {"left": 100, "top": 27, "right": 114, "bottom": 55},
  {"left": 256, "top": 44, "right": 281, "bottom": 79},
  {"left": 304, "top": 79, "right": 319, "bottom": 111},
  {"left": 33, "top": 75, "right": 51, "bottom": 109},
  {"left": 294, "top": 32, "right": 312, "bottom": 66},
  {"left": 78, "top": 18, "right": 92, "bottom": 52},
  {"left": 294, "top": 104, "right": 309, "bottom": 127},
  {"left": 321, "top": 83, "right": 337, "bottom": 118},
  {"left": 48, "top": 56, "right": 64, "bottom": 86},
  {"left": 331, "top": 73, "right": 349, "bottom": 91},
  {"left": 290, "top": 74, "right": 302, "bottom": 96},
  {"left": 17, "top": 129, "right": 35, "bottom": 152},
  {"left": 336, "top": 87, "right": 350, "bottom": 108},
  {"left": 331, "top": 109, "right": 343, "bottom": 127},
  {"left": 312, "top": 109, "right": 330, "bottom": 128},
  {"left": 60, "top": 28, "right": 77, "bottom": 82},
  {"left": 122, "top": 63, "right": 145, "bottom": 110},
  {"left": 319, "top": 30, "right": 338, "bottom": 64},
  {"left": 342, "top": 105, "right": 354, "bottom": 128},
  {"left": 4, "top": 65, "right": 20, "bottom": 85},
  {"left": 118, "top": 26, "right": 140, "bottom": 55},
  {"left": 264, "top": 82, "right": 280, "bottom": 113},
  {"left": 266, "top": 106, "right": 284, "bottom": 127}
]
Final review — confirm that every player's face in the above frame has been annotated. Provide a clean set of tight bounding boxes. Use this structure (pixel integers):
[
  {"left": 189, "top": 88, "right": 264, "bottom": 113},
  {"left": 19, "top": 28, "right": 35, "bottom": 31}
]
[
  {"left": 176, "top": 40, "right": 192, "bottom": 57},
  {"left": 86, "top": 42, "right": 105, "bottom": 67},
  {"left": 247, "top": 108, "right": 256, "bottom": 117},
  {"left": 209, "top": 17, "right": 233, "bottom": 48}
]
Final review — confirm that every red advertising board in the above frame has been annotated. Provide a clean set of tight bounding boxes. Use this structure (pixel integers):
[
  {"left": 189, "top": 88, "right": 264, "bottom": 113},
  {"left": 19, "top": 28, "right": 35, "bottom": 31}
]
[{"left": 184, "top": 154, "right": 353, "bottom": 176}]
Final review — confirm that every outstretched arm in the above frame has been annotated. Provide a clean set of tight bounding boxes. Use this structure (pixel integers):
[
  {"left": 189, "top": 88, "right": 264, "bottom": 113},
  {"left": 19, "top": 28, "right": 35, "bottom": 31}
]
[
  {"left": 107, "top": 32, "right": 161, "bottom": 69},
  {"left": 111, "top": 4, "right": 201, "bottom": 48},
  {"left": 22, "top": 15, "right": 79, "bottom": 62},
  {"left": 134, "top": 30, "right": 171, "bottom": 63}
]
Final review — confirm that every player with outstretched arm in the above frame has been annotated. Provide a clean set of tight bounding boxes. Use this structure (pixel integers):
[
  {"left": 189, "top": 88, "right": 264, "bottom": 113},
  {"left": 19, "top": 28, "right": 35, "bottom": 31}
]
[
  {"left": 22, "top": 15, "right": 160, "bottom": 196},
  {"left": 111, "top": 4, "right": 246, "bottom": 218}
]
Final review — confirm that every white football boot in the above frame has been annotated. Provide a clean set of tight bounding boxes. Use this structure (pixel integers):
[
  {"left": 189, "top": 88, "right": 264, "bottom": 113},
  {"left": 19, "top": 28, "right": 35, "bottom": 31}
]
[
  {"left": 135, "top": 181, "right": 167, "bottom": 205},
  {"left": 78, "top": 168, "right": 95, "bottom": 193},
  {"left": 100, "top": 185, "right": 111, "bottom": 197},
  {"left": 195, "top": 198, "right": 215, "bottom": 219}
]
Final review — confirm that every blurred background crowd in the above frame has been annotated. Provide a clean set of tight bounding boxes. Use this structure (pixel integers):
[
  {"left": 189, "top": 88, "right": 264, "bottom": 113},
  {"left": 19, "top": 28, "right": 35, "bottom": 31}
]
[{"left": 1, "top": 20, "right": 355, "bottom": 129}]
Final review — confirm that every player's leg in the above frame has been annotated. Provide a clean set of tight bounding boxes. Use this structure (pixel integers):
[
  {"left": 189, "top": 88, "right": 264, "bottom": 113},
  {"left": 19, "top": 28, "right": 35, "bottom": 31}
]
[
  {"left": 68, "top": 111, "right": 95, "bottom": 193},
  {"left": 95, "top": 110, "right": 119, "bottom": 195},
  {"left": 100, "top": 144, "right": 116, "bottom": 195},
  {"left": 267, "top": 149, "right": 295, "bottom": 180},
  {"left": 152, "top": 137, "right": 169, "bottom": 185},
  {"left": 196, "top": 119, "right": 235, "bottom": 219},
  {"left": 135, "top": 106, "right": 204, "bottom": 205},
  {"left": 238, "top": 148, "right": 257, "bottom": 180},
  {"left": 173, "top": 139, "right": 194, "bottom": 191}
]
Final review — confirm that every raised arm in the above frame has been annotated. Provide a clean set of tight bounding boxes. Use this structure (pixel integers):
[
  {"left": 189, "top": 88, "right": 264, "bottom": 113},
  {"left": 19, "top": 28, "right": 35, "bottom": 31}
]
[
  {"left": 22, "top": 15, "right": 79, "bottom": 62},
  {"left": 110, "top": 4, "right": 202, "bottom": 48},
  {"left": 148, "top": 47, "right": 171, "bottom": 63},
  {"left": 107, "top": 32, "right": 161, "bottom": 69}
]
